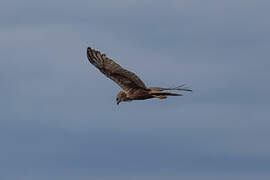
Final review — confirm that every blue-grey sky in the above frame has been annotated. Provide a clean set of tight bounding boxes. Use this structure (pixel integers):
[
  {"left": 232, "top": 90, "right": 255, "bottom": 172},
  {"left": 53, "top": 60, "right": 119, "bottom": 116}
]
[{"left": 1, "top": 0, "right": 270, "bottom": 179}]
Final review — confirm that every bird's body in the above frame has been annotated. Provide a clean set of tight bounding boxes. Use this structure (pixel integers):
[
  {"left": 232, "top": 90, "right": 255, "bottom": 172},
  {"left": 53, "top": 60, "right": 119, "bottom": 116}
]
[
  {"left": 126, "top": 88, "right": 151, "bottom": 100},
  {"left": 86, "top": 47, "right": 191, "bottom": 105}
]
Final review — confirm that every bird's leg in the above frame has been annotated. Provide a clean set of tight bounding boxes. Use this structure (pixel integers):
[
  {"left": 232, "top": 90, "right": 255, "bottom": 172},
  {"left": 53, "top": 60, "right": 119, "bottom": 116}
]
[{"left": 152, "top": 95, "right": 167, "bottom": 99}]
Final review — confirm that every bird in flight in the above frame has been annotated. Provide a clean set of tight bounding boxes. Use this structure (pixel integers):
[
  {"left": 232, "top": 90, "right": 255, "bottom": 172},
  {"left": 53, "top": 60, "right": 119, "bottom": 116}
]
[{"left": 87, "top": 47, "right": 192, "bottom": 105}]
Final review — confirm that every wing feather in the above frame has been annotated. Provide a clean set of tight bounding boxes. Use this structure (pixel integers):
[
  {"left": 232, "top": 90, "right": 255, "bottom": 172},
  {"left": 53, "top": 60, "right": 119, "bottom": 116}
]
[
  {"left": 149, "top": 85, "right": 192, "bottom": 92},
  {"left": 87, "top": 47, "right": 147, "bottom": 91}
]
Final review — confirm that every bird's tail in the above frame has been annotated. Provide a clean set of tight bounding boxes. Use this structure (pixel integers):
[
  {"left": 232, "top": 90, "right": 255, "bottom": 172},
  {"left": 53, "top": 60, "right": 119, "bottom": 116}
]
[
  {"left": 149, "top": 90, "right": 182, "bottom": 99},
  {"left": 149, "top": 85, "right": 191, "bottom": 99}
]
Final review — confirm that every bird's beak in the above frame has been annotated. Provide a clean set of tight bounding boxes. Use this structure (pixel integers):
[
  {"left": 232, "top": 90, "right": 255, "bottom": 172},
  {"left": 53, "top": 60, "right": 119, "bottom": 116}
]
[{"left": 117, "top": 101, "right": 120, "bottom": 105}]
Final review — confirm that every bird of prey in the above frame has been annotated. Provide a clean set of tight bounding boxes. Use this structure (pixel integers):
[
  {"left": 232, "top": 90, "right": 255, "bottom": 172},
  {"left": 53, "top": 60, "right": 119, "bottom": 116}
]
[{"left": 87, "top": 47, "right": 192, "bottom": 105}]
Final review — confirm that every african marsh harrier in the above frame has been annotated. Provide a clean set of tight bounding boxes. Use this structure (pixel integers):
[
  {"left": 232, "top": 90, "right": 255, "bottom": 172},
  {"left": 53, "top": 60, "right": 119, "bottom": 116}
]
[{"left": 87, "top": 47, "right": 192, "bottom": 105}]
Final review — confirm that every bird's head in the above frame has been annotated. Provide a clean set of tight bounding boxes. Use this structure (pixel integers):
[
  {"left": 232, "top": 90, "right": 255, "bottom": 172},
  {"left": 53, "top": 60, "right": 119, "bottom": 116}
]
[{"left": 116, "top": 91, "right": 129, "bottom": 105}]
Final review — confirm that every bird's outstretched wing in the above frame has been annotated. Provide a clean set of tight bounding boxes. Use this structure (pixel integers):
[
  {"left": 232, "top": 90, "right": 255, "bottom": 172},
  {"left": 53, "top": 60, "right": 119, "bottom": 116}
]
[
  {"left": 149, "top": 85, "right": 192, "bottom": 92},
  {"left": 87, "top": 47, "right": 147, "bottom": 91}
]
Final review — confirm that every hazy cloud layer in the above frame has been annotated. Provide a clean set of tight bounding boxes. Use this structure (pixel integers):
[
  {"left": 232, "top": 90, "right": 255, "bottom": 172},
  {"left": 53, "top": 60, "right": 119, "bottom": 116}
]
[{"left": 1, "top": 0, "right": 270, "bottom": 179}]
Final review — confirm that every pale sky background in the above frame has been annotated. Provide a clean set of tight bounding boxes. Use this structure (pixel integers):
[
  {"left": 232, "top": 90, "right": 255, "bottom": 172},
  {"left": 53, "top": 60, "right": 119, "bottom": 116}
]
[{"left": 1, "top": 0, "right": 270, "bottom": 179}]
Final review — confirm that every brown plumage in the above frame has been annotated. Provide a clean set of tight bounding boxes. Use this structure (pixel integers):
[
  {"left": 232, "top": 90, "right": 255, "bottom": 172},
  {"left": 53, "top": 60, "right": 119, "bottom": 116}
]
[{"left": 86, "top": 47, "right": 192, "bottom": 105}]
